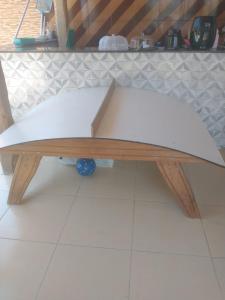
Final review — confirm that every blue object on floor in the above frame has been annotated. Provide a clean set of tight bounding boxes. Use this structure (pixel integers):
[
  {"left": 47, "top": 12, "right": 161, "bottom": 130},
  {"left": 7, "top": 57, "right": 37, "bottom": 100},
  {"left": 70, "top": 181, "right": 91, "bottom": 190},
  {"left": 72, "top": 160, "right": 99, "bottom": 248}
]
[{"left": 76, "top": 158, "right": 96, "bottom": 176}]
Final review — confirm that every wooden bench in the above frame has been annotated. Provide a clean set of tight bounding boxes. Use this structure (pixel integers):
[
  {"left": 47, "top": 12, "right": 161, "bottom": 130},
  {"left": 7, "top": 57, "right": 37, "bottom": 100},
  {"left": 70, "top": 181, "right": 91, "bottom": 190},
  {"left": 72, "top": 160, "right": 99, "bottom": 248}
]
[{"left": 0, "top": 64, "right": 224, "bottom": 218}]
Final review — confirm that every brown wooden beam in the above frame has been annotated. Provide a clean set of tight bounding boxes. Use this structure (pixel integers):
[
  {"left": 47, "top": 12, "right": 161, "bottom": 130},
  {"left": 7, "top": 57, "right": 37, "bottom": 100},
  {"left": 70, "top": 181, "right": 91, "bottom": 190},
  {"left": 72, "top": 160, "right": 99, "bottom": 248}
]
[
  {"left": 157, "top": 160, "right": 200, "bottom": 218},
  {"left": 53, "top": 0, "right": 68, "bottom": 47},
  {"left": 8, "top": 154, "right": 41, "bottom": 204},
  {"left": 0, "top": 139, "right": 201, "bottom": 164},
  {"left": 0, "top": 61, "right": 15, "bottom": 175}
]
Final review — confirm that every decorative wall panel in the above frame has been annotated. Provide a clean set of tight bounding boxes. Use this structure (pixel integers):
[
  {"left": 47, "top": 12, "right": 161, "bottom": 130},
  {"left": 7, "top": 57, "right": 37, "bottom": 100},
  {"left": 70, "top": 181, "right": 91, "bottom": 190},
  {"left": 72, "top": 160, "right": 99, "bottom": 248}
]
[{"left": 0, "top": 51, "right": 225, "bottom": 147}]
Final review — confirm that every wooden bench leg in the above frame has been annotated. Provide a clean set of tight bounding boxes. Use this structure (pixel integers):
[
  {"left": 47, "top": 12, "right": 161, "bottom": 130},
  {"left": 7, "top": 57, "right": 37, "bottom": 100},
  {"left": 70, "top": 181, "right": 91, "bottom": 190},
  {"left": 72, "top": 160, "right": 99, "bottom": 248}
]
[
  {"left": 0, "top": 61, "right": 16, "bottom": 175},
  {"left": 156, "top": 161, "right": 200, "bottom": 218},
  {"left": 8, "top": 154, "right": 41, "bottom": 204},
  {"left": 0, "top": 153, "right": 17, "bottom": 175}
]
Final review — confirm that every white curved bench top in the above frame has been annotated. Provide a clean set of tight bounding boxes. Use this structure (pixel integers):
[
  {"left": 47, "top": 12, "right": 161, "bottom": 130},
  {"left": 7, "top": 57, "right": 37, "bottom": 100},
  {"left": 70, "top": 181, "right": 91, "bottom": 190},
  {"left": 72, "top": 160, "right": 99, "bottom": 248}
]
[
  {"left": 95, "top": 87, "right": 225, "bottom": 166},
  {"left": 0, "top": 85, "right": 110, "bottom": 145},
  {"left": 0, "top": 82, "right": 224, "bottom": 167}
]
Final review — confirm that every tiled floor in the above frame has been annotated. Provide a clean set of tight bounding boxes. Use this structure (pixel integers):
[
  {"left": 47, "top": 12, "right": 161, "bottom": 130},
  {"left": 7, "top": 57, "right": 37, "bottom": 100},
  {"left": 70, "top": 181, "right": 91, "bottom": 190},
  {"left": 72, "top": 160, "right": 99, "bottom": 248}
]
[{"left": 0, "top": 156, "right": 225, "bottom": 300}]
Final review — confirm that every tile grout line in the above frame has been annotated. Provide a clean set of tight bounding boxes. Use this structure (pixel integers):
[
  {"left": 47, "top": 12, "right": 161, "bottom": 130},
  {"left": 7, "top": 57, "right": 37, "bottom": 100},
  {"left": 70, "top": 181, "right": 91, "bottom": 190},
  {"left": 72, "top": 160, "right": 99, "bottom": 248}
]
[
  {"left": 34, "top": 241, "right": 58, "bottom": 300},
  {"left": 34, "top": 179, "right": 83, "bottom": 300},
  {"left": 32, "top": 163, "right": 137, "bottom": 299},
  {"left": 200, "top": 214, "right": 224, "bottom": 300},
  {"left": 127, "top": 162, "right": 137, "bottom": 300},
  {"left": 0, "top": 233, "right": 215, "bottom": 259},
  {"left": 57, "top": 242, "right": 131, "bottom": 252},
  {"left": 0, "top": 236, "right": 57, "bottom": 245},
  {"left": 0, "top": 234, "right": 216, "bottom": 259},
  {"left": 0, "top": 234, "right": 222, "bottom": 259},
  {"left": 130, "top": 248, "right": 212, "bottom": 258}
]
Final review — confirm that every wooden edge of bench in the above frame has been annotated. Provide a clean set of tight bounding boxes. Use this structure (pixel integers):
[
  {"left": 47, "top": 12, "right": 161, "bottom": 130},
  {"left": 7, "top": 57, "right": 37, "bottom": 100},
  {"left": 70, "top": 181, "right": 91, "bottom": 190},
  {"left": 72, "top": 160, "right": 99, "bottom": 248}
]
[
  {"left": 91, "top": 79, "right": 115, "bottom": 137},
  {"left": 0, "top": 138, "right": 205, "bottom": 164}
]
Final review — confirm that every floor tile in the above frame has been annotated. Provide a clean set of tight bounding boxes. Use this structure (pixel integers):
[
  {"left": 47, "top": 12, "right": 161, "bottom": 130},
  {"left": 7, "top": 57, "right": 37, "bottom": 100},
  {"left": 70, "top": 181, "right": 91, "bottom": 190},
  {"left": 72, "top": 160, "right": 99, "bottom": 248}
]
[
  {"left": 114, "top": 160, "right": 137, "bottom": 171},
  {"left": 200, "top": 205, "right": 225, "bottom": 258},
  {"left": 135, "top": 164, "right": 174, "bottom": 203},
  {"left": 130, "top": 251, "right": 222, "bottom": 300},
  {"left": 60, "top": 196, "right": 133, "bottom": 249},
  {"left": 0, "top": 194, "right": 74, "bottom": 242},
  {"left": 0, "top": 190, "right": 9, "bottom": 219},
  {"left": 1, "top": 156, "right": 224, "bottom": 300},
  {"left": 0, "top": 239, "right": 54, "bottom": 300},
  {"left": 133, "top": 201, "right": 209, "bottom": 256},
  {"left": 136, "top": 161, "right": 155, "bottom": 169},
  {"left": 78, "top": 167, "right": 135, "bottom": 199},
  {"left": 213, "top": 258, "right": 225, "bottom": 298},
  {"left": 37, "top": 245, "right": 130, "bottom": 300},
  {"left": 184, "top": 163, "right": 225, "bottom": 206},
  {"left": 26, "top": 157, "right": 81, "bottom": 197}
]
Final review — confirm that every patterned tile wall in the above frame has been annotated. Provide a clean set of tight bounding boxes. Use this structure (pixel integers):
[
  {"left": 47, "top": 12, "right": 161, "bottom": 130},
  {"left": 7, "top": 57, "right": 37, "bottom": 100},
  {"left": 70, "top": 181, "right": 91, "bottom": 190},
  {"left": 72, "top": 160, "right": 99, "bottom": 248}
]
[{"left": 0, "top": 51, "right": 224, "bottom": 147}]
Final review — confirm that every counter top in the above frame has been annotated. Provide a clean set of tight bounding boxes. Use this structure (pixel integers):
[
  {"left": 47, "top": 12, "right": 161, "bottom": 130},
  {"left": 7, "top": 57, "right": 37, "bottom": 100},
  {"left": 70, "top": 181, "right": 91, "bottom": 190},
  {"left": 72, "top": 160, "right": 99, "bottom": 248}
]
[{"left": 0, "top": 45, "right": 225, "bottom": 53}]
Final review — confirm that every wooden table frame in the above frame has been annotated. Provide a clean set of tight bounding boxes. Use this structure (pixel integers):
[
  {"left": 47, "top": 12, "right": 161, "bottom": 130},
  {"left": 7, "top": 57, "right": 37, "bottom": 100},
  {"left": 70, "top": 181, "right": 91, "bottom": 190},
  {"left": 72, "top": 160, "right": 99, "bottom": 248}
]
[
  {"left": 1, "top": 138, "right": 200, "bottom": 218},
  {"left": 1, "top": 63, "right": 224, "bottom": 219}
]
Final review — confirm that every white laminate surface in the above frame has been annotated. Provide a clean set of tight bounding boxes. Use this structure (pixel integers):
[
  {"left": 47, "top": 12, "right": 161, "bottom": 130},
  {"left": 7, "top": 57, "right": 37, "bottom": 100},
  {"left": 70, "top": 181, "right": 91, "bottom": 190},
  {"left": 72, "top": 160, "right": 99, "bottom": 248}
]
[
  {"left": 0, "top": 86, "right": 111, "bottom": 147},
  {"left": 96, "top": 88, "right": 225, "bottom": 166},
  {"left": 0, "top": 85, "right": 224, "bottom": 167}
]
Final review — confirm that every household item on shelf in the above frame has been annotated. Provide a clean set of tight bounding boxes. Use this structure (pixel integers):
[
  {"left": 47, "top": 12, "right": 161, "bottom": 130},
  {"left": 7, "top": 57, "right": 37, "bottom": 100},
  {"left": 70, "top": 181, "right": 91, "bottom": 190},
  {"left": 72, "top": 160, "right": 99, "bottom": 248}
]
[
  {"left": 154, "top": 41, "right": 165, "bottom": 50},
  {"left": 66, "top": 29, "right": 76, "bottom": 49},
  {"left": 177, "top": 30, "right": 183, "bottom": 48},
  {"left": 129, "top": 33, "right": 153, "bottom": 50},
  {"left": 14, "top": 36, "right": 56, "bottom": 47},
  {"left": 183, "top": 36, "right": 191, "bottom": 48},
  {"left": 36, "top": 0, "right": 53, "bottom": 36},
  {"left": 190, "top": 16, "right": 217, "bottom": 50},
  {"left": 141, "top": 33, "right": 154, "bottom": 49},
  {"left": 13, "top": 0, "right": 54, "bottom": 47},
  {"left": 212, "top": 29, "right": 219, "bottom": 49},
  {"left": 218, "top": 26, "right": 225, "bottom": 49},
  {"left": 165, "top": 29, "right": 183, "bottom": 49},
  {"left": 98, "top": 35, "right": 128, "bottom": 51},
  {"left": 129, "top": 36, "right": 141, "bottom": 50},
  {"left": 13, "top": 37, "right": 36, "bottom": 47},
  {"left": 13, "top": 0, "right": 33, "bottom": 46}
]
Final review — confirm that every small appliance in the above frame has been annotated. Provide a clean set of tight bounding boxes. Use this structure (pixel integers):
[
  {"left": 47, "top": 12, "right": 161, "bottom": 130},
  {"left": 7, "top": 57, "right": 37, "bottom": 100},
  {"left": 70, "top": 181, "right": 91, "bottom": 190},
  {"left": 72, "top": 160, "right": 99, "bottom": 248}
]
[
  {"left": 190, "top": 16, "right": 217, "bottom": 50},
  {"left": 165, "top": 29, "right": 183, "bottom": 49}
]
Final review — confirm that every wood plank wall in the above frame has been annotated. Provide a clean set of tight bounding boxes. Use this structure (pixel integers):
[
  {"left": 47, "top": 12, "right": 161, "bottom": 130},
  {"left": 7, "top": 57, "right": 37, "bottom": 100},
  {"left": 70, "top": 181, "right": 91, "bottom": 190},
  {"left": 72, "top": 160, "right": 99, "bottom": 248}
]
[{"left": 48, "top": 0, "right": 225, "bottom": 48}]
